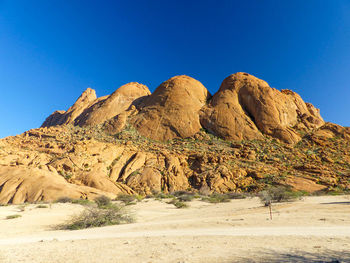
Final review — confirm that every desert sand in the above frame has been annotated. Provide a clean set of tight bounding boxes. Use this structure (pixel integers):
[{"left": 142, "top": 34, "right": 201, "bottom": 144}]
[{"left": 0, "top": 195, "right": 350, "bottom": 263}]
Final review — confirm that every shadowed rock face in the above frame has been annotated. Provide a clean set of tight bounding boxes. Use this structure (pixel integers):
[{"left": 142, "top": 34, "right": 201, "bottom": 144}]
[
  {"left": 201, "top": 73, "right": 324, "bottom": 143},
  {"left": 131, "top": 75, "right": 211, "bottom": 141}
]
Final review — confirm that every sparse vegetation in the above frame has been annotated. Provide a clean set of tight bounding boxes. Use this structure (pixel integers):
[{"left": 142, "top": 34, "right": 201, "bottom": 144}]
[
  {"left": 36, "top": 204, "right": 48, "bottom": 208},
  {"left": 152, "top": 192, "right": 175, "bottom": 200},
  {"left": 6, "top": 214, "right": 21, "bottom": 220},
  {"left": 58, "top": 204, "right": 134, "bottom": 230},
  {"left": 55, "top": 197, "right": 93, "bottom": 206},
  {"left": 167, "top": 199, "right": 189, "bottom": 208},
  {"left": 116, "top": 194, "right": 137, "bottom": 205},
  {"left": 258, "top": 186, "right": 300, "bottom": 206},
  {"left": 55, "top": 197, "right": 73, "bottom": 203},
  {"left": 71, "top": 199, "right": 93, "bottom": 205},
  {"left": 201, "top": 193, "right": 232, "bottom": 203},
  {"left": 95, "top": 195, "right": 112, "bottom": 208}
]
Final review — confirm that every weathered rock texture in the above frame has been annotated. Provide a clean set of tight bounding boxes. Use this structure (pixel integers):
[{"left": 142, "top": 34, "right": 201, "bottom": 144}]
[
  {"left": 75, "top": 82, "right": 150, "bottom": 127},
  {"left": 131, "top": 75, "right": 211, "bottom": 141},
  {"left": 0, "top": 73, "right": 347, "bottom": 205},
  {"left": 0, "top": 165, "right": 114, "bottom": 204},
  {"left": 42, "top": 83, "right": 150, "bottom": 128},
  {"left": 42, "top": 88, "right": 97, "bottom": 127},
  {"left": 200, "top": 73, "right": 324, "bottom": 144}
]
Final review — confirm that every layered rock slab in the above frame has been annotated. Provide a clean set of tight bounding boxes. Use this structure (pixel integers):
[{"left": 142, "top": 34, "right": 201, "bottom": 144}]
[{"left": 0, "top": 165, "right": 115, "bottom": 205}]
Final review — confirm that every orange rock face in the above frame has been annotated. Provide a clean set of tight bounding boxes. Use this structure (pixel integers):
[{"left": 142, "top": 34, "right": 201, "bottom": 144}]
[
  {"left": 42, "top": 88, "right": 97, "bottom": 127},
  {"left": 75, "top": 82, "right": 150, "bottom": 127},
  {"left": 0, "top": 165, "right": 115, "bottom": 204},
  {"left": 1, "top": 72, "right": 343, "bottom": 205},
  {"left": 201, "top": 73, "right": 324, "bottom": 143},
  {"left": 42, "top": 83, "right": 150, "bottom": 128},
  {"left": 131, "top": 75, "right": 211, "bottom": 141}
]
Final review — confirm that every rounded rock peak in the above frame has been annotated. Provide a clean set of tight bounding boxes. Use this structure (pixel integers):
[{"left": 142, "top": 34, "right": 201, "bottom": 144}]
[
  {"left": 110, "top": 82, "right": 150, "bottom": 98},
  {"left": 131, "top": 75, "right": 211, "bottom": 141},
  {"left": 219, "top": 72, "right": 270, "bottom": 92},
  {"left": 150, "top": 75, "right": 210, "bottom": 106},
  {"left": 160, "top": 75, "right": 204, "bottom": 88}
]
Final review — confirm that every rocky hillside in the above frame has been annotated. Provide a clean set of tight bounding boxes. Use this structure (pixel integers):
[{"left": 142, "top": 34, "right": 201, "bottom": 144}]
[{"left": 0, "top": 73, "right": 349, "bottom": 204}]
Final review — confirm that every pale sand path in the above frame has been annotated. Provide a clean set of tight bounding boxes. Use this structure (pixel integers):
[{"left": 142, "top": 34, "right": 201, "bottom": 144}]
[{"left": 0, "top": 196, "right": 350, "bottom": 262}]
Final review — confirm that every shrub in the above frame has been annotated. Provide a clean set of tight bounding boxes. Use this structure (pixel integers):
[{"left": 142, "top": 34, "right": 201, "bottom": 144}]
[
  {"left": 226, "top": 192, "right": 247, "bottom": 200},
  {"left": 6, "top": 214, "right": 21, "bottom": 220},
  {"left": 36, "top": 204, "right": 48, "bottom": 208},
  {"left": 153, "top": 192, "right": 175, "bottom": 200},
  {"left": 116, "top": 194, "right": 136, "bottom": 205},
  {"left": 173, "top": 201, "right": 188, "bottom": 208},
  {"left": 172, "top": 191, "right": 190, "bottom": 197},
  {"left": 177, "top": 194, "right": 195, "bottom": 202},
  {"left": 71, "top": 199, "right": 93, "bottom": 205},
  {"left": 55, "top": 197, "right": 92, "bottom": 206},
  {"left": 258, "top": 186, "right": 297, "bottom": 206},
  {"left": 95, "top": 195, "right": 112, "bottom": 208},
  {"left": 167, "top": 199, "right": 188, "bottom": 209},
  {"left": 59, "top": 205, "right": 134, "bottom": 230},
  {"left": 202, "top": 193, "right": 231, "bottom": 203},
  {"left": 55, "top": 197, "right": 73, "bottom": 203}
]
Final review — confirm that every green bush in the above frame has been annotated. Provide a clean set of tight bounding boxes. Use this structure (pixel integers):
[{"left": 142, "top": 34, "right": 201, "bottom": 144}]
[
  {"left": 201, "top": 193, "right": 231, "bottom": 203},
  {"left": 177, "top": 194, "right": 195, "bottom": 202},
  {"left": 258, "top": 186, "right": 298, "bottom": 206},
  {"left": 71, "top": 199, "right": 93, "bottom": 205},
  {"left": 115, "top": 194, "right": 136, "bottom": 205},
  {"left": 55, "top": 197, "right": 93, "bottom": 206},
  {"left": 95, "top": 195, "right": 112, "bottom": 208},
  {"left": 173, "top": 201, "right": 188, "bottom": 208},
  {"left": 225, "top": 192, "right": 247, "bottom": 200},
  {"left": 55, "top": 197, "right": 73, "bottom": 203},
  {"left": 6, "top": 214, "right": 21, "bottom": 220},
  {"left": 153, "top": 192, "right": 175, "bottom": 200},
  {"left": 36, "top": 204, "right": 48, "bottom": 208},
  {"left": 167, "top": 199, "right": 188, "bottom": 208},
  {"left": 59, "top": 205, "right": 134, "bottom": 230}
]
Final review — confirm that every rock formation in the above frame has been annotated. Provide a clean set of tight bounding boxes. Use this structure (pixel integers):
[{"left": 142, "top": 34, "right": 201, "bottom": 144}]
[
  {"left": 42, "top": 83, "right": 150, "bottom": 128},
  {"left": 42, "top": 88, "right": 97, "bottom": 127},
  {"left": 0, "top": 165, "right": 114, "bottom": 204},
  {"left": 200, "top": 73, "right": 324, "bottom": 144},
  {"left": 0, "top": 72, "right": 348, "bottom": 205},
  {"left": 131, "top": 75, "right": 211, "bottom": 141},
  {"left": 75, "top": 82, "right": 150, "bottom": 127}
]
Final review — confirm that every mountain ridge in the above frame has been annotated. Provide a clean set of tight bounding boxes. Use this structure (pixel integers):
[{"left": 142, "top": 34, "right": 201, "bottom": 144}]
[{"left": 0, "top": 72, "right": 349, "bottom": 204}]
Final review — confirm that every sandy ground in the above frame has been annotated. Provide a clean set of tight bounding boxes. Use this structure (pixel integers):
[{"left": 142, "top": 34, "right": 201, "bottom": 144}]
[{"left": 0, "top": 195, "right": 350, "bottom": 263}]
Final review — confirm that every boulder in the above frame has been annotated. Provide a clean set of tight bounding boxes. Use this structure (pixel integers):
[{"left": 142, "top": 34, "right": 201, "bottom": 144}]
[
  {"left": 126, "top": 167, "right": 162, "bottom": 195},
  {"left": 132, "top": 75, "right": 211, "bottom": 141}
]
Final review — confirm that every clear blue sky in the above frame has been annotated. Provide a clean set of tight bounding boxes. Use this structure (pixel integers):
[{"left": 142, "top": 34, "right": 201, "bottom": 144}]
[{"left": 0, "top": 0, "right": 349, "bottom": 138}]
